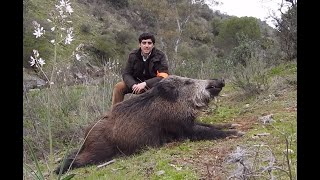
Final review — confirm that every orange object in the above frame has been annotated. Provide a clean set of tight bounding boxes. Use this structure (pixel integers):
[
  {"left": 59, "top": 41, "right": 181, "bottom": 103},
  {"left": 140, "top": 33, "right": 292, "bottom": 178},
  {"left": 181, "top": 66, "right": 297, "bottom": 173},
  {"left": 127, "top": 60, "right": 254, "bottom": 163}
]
[{"left": 157, "top": 71, "right": 169, "bottom": 78}]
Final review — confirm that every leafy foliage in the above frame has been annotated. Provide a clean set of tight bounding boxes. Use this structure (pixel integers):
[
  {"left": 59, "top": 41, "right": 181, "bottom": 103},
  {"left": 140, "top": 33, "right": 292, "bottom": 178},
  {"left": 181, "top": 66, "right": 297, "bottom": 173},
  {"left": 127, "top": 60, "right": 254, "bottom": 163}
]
[
  {"left": 229, "top": 36, "right": 270, "bottom": 94},
  {"left": 106, "top": 0, "right": 129, "bottom": 9},
  {"left": 275, "top": 0, "right": 297, "bottom": 60},
  {"left": 92, "top": 34, "right": 118, "bottom": 62},
  {"left": 231, "top": 57, "right": 269, "bottom": 95},
  {"left": 80, "top": 23, "right": 91, "bottom": 34},
  {"left": 215, "top": 16, "right": 262, "bottom": 54}
]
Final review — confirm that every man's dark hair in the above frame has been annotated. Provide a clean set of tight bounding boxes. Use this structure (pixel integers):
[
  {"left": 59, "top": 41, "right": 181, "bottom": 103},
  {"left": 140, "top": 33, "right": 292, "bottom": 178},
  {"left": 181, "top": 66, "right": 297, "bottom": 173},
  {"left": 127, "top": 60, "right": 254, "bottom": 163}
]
[{"left": 139, "top": 32, "right": 155, "bottom": 44}]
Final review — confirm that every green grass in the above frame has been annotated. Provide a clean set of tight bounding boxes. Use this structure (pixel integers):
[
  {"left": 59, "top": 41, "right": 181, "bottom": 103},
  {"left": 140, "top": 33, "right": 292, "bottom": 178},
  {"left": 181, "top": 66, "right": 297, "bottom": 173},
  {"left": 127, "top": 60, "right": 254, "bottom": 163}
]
[
  {"left": 62, "top": 143, "right": 200, "bottom": 180},
  {"left": 199, "top": 105, "right": 239, "bottom": 124},
  {"left": 267, "top": 61, "right": 297, "bottom": 77}
]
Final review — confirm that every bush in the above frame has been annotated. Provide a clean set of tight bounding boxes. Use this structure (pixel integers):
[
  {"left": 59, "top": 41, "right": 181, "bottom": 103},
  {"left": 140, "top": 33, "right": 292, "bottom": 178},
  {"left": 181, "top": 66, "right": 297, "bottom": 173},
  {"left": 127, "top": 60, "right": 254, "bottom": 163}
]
[
  {"left": 228, "top": 34, "right": 258, "bottom": 66},
  {"left": 107, "top": 0, "right": 129, "bottom": 9},
  {"left": 80, "top": 23, "right": 91, "bottom": 34},
  {"left": 174, "top": 44, "right": 224, "bottom": 79},
  {"left": 92, "top": 34, "right": 117, "bottom": 61},
  {"left": 140, "top": 10, "right": 158, "bottom": 29},
  {"left": 231, "top": 57, "right": 269, "bottom": 95},
  {"left": 115, "top": 30, "right": 135, "bottom": 45},
  {"left": 215, "top": 17, "right": 261, "bottom": 54},
  {"left": 228, "top": 36, "right": 270, "bottom": 94}
]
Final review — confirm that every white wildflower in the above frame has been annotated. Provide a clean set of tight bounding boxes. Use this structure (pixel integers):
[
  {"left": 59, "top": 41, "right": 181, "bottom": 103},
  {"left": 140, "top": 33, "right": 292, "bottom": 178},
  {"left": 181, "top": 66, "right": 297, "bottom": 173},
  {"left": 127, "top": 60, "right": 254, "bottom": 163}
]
[
  {"left": 65, "top": 4, "right": 73, "bottom": 15},
  {"left": 67, "top": 27, "right": 73, "bottom": 34},
  {"left": 65, "top": 27, "right": 74, "bottom": 44},
  {"left": 38, "top": 58, "right": 46, "bottom": 66},
  {"left": 33, "top": 26, "right": 45, "bottom": 38},
  {"left": 50, "top": 39, "right": 55, "bottom": 44},
  {"left": 59, "top": 0, "right": 66, "bottom": 6},
  {"left": 55, "top": 2, "right": 64, "bottom": 12},
  {"left": 51, "top": 27, "right": 55, "bottom": 31},
  {"left": 56, "top": 0, "right": 73, "bottom": 16},
  {"left": 75, "top": 54, "right": 81, "bottom": 61},
  {"left": 65, "top": 34, "right": 73, "bottom": 44},
  {"left": 29, "top": 50, "right": 45, "bottom": 67},
  {"left": 33, "top": 50, "right": 39, "bottom": 57},
  {"left": 29, "top": 56, "right": 36, "bottom": 66}
]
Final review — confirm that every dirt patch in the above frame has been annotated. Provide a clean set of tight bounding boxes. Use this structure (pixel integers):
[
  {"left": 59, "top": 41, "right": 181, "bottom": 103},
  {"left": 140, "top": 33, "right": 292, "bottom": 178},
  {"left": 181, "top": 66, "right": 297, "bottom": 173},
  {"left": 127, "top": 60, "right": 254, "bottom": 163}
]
[
  {"left": 170, "top": 139, "right": 239, "bottom": 179},
  {"left": 167, "top": 116, "right": 257, "bottom": 179},
  {"left": 233, "top": 116, "right": 257, "bottom": 132}
]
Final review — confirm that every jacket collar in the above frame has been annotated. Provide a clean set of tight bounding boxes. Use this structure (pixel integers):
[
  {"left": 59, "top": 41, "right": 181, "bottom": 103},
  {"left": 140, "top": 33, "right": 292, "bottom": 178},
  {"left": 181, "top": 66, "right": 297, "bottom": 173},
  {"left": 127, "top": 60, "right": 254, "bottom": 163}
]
[{"left": 141, "top": 51, "right": 151, "bottom": 61}]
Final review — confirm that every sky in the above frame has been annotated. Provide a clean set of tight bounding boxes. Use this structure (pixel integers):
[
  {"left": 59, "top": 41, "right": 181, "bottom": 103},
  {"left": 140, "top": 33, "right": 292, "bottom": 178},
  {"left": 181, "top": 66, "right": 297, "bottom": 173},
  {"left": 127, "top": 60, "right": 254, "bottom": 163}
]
[{"left": 207, "top": 0, "right": 291, "bottom": 28}]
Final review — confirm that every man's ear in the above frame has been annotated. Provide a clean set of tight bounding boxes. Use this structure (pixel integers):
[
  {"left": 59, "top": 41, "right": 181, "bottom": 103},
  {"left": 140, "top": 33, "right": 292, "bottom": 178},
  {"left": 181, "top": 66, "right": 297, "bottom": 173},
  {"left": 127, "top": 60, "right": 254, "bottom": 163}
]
[{"left": 155, "top": 81, "right": 179, "bottom": 101}]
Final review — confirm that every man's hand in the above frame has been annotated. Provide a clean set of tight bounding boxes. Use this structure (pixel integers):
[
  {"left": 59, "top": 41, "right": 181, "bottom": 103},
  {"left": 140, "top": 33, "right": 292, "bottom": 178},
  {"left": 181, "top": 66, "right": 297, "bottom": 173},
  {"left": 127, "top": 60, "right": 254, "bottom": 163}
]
[{"left": 132, "top": 82, "right": 147, "bottom": 94}]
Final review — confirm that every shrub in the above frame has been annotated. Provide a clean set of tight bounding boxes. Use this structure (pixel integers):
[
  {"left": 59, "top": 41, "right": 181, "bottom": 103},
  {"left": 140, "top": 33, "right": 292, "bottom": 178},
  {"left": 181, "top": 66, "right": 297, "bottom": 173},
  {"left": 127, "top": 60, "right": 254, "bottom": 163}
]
[
  {"left": 80, "top": 24, "right": 91, "bottom": 34},
  {"left": 231, "top": 57, "right": 269, "bottom": 95},
  {"left": 215, "top": 16, "right": 261, "bottom": 54},
  {"left": 140, "top": 10, "right": 158, "bottom": 29},
  {"left": 106, "top": 0, "right": 129, "bottom": 9},
  {"left": 92, "top": 34, "right": 117, "bottom": 61},
  {"left": 115, "top": 30, "right": 135, "bottom": 45}
]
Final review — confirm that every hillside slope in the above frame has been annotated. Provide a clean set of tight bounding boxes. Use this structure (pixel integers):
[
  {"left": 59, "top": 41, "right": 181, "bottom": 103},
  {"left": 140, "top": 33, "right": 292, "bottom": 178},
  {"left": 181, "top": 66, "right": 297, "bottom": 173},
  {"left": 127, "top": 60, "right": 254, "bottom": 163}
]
[{"left": 23, "top": 0, "right": 276, "bottom": 88}]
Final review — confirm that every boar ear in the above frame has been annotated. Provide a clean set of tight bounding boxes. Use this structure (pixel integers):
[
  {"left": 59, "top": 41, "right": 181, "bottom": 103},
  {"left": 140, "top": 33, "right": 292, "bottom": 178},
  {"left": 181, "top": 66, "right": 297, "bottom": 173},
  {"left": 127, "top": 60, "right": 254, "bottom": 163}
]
[{"left": 155, "top": 80, "right": 179, "bottom": 101}]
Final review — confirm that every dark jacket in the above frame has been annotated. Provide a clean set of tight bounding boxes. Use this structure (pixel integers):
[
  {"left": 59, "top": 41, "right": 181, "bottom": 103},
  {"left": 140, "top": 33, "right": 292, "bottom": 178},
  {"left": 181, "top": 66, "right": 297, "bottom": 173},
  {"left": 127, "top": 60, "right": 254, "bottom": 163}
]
[{"left": 122, "top": 48, "right": 169, "bottom": 89}]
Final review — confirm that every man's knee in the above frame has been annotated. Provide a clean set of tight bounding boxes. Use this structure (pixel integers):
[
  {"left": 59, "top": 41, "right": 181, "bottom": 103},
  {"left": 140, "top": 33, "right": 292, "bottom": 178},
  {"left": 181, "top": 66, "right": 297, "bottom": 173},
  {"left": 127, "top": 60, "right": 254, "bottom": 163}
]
[
  {"left": 111, "top": 81, "right": 128, "bottom": 107},
  {"left": 113, "top": 81, "right": 127, "bottom": 93}
]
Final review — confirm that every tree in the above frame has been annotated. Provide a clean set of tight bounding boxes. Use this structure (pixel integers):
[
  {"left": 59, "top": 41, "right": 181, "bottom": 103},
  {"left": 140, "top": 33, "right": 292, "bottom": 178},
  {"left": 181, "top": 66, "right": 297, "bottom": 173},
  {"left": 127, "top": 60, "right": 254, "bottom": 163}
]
[
  {"left": 273, "top": 0, "right": 297, "bottom": 60},
  {"left": 215, "top": 17, "right": 262, "bottom": 54}
]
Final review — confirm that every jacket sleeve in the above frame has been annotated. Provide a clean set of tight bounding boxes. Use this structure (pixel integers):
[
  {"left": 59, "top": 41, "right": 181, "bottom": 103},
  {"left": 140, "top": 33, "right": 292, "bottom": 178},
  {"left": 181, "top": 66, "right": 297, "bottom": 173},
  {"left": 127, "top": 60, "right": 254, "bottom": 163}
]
[
  {"left": 145, "top": 52, "right": 169, "bottom": 88},
  {"left": 122, "top": 54, "right": 139, "bottom": 89}
]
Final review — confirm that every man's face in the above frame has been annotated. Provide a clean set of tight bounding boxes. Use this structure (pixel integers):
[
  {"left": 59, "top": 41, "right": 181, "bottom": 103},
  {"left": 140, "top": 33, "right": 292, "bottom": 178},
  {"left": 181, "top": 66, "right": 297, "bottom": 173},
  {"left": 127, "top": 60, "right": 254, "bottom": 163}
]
[{"left": 140, "top": 39, "right": 154, "bottom": 55}]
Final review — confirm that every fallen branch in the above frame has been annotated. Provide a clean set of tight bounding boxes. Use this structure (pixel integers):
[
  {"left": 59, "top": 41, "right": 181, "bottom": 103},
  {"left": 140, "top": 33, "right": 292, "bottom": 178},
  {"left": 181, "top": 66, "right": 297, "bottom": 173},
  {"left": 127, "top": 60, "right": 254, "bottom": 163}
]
[{"left": 97, "top": 159, "right": 116, "bottom": 169}]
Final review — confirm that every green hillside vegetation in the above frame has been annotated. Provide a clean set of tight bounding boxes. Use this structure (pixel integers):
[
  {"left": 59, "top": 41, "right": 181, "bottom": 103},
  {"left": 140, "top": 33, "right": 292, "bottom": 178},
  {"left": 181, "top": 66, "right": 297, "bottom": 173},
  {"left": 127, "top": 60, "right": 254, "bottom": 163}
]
[{"left": 23, "top": 0, "right": 297, "bottom": 179}]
